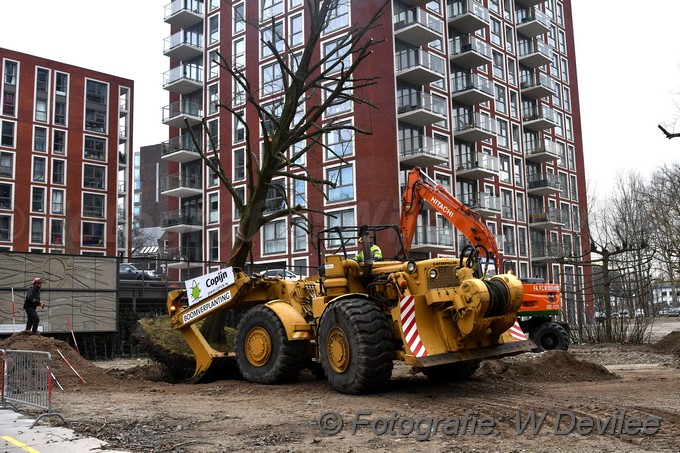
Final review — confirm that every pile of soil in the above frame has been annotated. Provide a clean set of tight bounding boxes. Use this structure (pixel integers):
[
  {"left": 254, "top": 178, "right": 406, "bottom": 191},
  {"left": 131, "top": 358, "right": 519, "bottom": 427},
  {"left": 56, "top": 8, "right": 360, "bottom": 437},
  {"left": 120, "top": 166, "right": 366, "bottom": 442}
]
[
  {"left": 648, "top": 330, "right": 680, "bottom": 356},
  {"left": 475, "top": 350, "right": 619, "bottom": 383},
  {"left": 0, "top": 332, "right": 151, "bottom": 391}
]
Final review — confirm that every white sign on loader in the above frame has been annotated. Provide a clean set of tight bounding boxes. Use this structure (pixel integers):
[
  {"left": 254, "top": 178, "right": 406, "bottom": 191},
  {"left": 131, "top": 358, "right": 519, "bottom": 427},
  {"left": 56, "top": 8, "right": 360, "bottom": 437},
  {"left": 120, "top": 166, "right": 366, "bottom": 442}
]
[{"left": 185, "top": 267, "right": 235, "bottom": 306}]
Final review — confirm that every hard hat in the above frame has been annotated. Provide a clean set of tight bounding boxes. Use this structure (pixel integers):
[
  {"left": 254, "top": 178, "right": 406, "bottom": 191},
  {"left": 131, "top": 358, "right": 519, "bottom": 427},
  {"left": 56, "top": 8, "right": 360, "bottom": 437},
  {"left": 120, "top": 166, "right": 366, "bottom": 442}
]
[{"left": 33, "top": 278, "right": 43, "bottom": 285}]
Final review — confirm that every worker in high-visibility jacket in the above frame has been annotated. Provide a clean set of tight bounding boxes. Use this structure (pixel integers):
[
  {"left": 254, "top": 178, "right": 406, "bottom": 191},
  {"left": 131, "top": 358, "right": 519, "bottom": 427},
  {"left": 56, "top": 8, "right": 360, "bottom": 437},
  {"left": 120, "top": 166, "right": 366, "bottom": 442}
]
[{"left": 354, "top": 237, "right": 383, "bottom": 263}]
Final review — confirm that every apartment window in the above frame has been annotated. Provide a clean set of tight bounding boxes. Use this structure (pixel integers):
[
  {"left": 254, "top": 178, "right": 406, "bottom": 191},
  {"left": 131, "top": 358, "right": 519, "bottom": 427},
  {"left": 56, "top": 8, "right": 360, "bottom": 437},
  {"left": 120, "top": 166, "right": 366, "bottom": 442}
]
[
  {"left": 570, "top": 175, "right": 578, "bottom": 201},
  {"left": 565, "top": 116, "right": 573, "bottom": 140},
  {"left": 553, "top": 81, "right": 562, "bottom": 107},
  {"left": 85, "top": 108, "right": 106, "bottom": 133},
  {"left": 293, "top": 179, "right": 307, "bottom": 207},
  {"left": 261, "top": 0, "right": 283, "bottom": 20},
  {"left": 492, "top": 51, "right": 504, "bottom": 80},
  {"left": 490, "top": 18, "right": 502, "bottom": 47},
  {"left": 507, "top": 57, "right": 516, "bottom": 86},
  {"left": 261, "top": 61, "right": 284, "bottom": 96},
  {"left": 327, "top": 165, "right": 354, "bottom": 202},
  {"left": 516, "top": 193, "right": 526, "bottom": 222},
  {"left": 323, "top": 37, "right": 351, "bottom": 74},
  {"left": 55, "top": 72, "right": 68, "bottom": 95},
  {"left": 572, "top": 205, "right": 580, "bottom": 231},
  {"left": 561, "top": 203, "right": 571, "bottom": 229},
  {"left": 489, "top": 0, "right": 500, "bottom": 13},
  {"left": 559, "top": 172, "right": 569, "bottom": 198},
  {"left": 234, "top": 111, "right": 245, "bottom": 142},
  {"left": 0, "top": 215, "right": 9, "bottom": 241},
  {"left": 290, "top": 14, "right": 303, "bottom": 47},
  {"left": 83, "top": 164, "right": 106, "bottom": 189},
  {"left": 32, "top": 187, "right": 45, "bottom": 212},
  {"left": 567, "top": 145, "right": 576, "bottom": 171},
  {"left": 4, "top": 61, "right": 17, "bottom": 86},
  {"left": 512, "top": 124, "right": 520, "bottom": 151},
  {"left": 84, "top": 136, "right": 106, "bottom": 161},
  {"left": 234, "top": 3, "right": 245, "bottom": 34},
  {"left": 518, "top": 227, "right": 527, "bottom": 257},
  {"left": 53, "top": 130, "right": 66, "bottom": 154},
  {"left": 83, "top": 193, "right": 105, "bottom": 218},
  {"left": 31, "top": 218, "right": 44, "bottom": 244},
  {"left": 36, "top": 68, "right": 49, "bottom": 92},
  {"left": 324, "top": 0, "right": 349, "bottom": 33},
  {"left": 514, "top": 158, "right": 523, "bottom": 186},
  {"left": 207, "top": 119, "right": 219, "bottom": 150},
  {"left": 324, "top": 81, "right": 351, "bottom": 117},
  {"left": 292, "top": 220, "right": 307, "bottom": 252},
  {"left": 82, "top": 222, "right": 104, "bottom": 247},
  {"left": 233, "top": 38, "right": 246, "bottom": 69},
  {"left": 564, "top": 87, "right": 571, "bottom": 111},
  {"left": 561, "top": 58, "right": 569, "bottom": 82},
  {"left": 2, "top": 92, "right": 15, "bottom": 116},
  {"left": 548, "top": 25, "right": 557, "bottom": 49},
  {"left": 263, "top": 219, "right": 286, "bottom": 254},
  {"left": 51, "top": 189, "right": 64, "bottom": 214},
  {"left": 210, "top": 50, "right": 221, "bottom": 79},
  {"left": 499, "top": 154, "right": 510, "bottom": 183},
  {"left": 209, "top": 15, "right": 219, "bottom": 45},
  {"left": 0, "top": 152, "right": 13, "bottom": 178},
  {"left": 261, "top": 21, "right": 284, "bottom": 58},
  {"left": 505, "top": 26, "right": 514, "bottom": 54},
  {"left": 290, "top": 0, "right": 303, "bottom": 8},
  {"left": 35, "top": 100, "right": 48, "bottom": 122},
  {"left": 208, "top": 192, "right": 219, "bottom": 223},
  {"left": 86, "top": 80, "right": 107, "bottom": 104},
  {"left": 0, "top": 184, "right": 11, "bottom": 209},
  {"left": 325, "top": 122, "right": 353, "bottom": 160},
  {"left": 262, "top": 100, "right": 283, "bottom": 135},
  {"left": 550, "top": 53, "right": 559, "bottom": 77},
  {"left": 501, "top": 189, "right": 513, "bottom": 219},
  {"left": 32, "top": 157, "right": 46, "bottom": 182},
  {"left": 496, "top": 119, "right": 508, "bottom": 148},
  {"left": 208, "top": 84, "right": 219, "bottom": 114},
  {"left": 208, "top": 229, "right": 219, "bottom": 260},
  {"left": 54, "top": 101, "right": 66, "bottom": 125},
  {"left": 265, "top": 179, "right": 286, "bottom": 213},
  {"left": 233, "top": 186, "right": 246, "bottom": 219},
  {"left": 495, "top": 85, "right": 506, "bottom": 114},
  {"left": 2, "top": 121, "right": 15, "bottom": 147},
  {"left": 510, "top": 91, "right": 518, "bottom": 118},
  {"left": 554, "top": 111, "right": 564, "bottom": 137},
  {"left": 34, "top": 127, "right": 47, "bottom": 152},
  {"left": 233, "top": 148, "right": 245, "bottom": 181},
  {"left": 291, "top": 140, "right": 306, "bottom": 166},
  {"left": 502, "top": 225, "right": 516, "bottom": 256},
  {"left": 327, "top": 208, "right": 355, "bottom": 247},
  {"left": 558, "top": 30, "right": 566, "bottom": 54}
]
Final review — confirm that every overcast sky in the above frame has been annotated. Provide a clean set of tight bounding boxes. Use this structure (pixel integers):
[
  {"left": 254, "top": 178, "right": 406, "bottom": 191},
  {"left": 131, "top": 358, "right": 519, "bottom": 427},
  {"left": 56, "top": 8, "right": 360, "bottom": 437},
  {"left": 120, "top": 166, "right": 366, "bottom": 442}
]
[{"left": 2, "top": 0, "right": 680, "bottom": 194}]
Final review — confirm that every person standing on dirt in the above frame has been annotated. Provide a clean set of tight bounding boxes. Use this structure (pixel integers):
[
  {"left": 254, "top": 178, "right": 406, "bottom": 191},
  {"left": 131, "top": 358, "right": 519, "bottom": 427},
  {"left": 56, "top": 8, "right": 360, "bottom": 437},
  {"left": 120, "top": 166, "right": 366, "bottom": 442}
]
[{"left": 24, "top": 278, "right": 45, "bottom": 335}]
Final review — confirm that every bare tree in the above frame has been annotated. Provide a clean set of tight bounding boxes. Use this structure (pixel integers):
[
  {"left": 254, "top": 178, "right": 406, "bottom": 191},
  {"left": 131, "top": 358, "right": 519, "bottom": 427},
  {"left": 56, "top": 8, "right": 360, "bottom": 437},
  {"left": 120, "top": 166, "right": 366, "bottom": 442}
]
[{"left": 189, "top": 0, "right": 390, "bottom": 341}]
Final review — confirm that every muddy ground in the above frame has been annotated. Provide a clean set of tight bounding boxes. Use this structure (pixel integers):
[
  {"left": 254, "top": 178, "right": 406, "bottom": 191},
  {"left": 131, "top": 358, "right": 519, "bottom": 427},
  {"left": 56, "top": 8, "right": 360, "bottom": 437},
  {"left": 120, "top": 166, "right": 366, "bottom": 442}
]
[{"left": 3, "top": 319, "right": 680, "bottom": 453}]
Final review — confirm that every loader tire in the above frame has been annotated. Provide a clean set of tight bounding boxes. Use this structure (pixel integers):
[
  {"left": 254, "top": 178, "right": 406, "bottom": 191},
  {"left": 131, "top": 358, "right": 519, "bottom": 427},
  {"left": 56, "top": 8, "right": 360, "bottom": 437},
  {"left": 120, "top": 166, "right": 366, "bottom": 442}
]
[
  {"left": 235, "top": 305, "right": 307, "bottom": 384},
  {"left": 422, "top": 360, "right": 480, "bottom": 382},
  {"left": 318, "top": 298, "right": 393, "bottom": 394},
  {"left": 530, "top": 322, "right": 569, "bottom": 352}
]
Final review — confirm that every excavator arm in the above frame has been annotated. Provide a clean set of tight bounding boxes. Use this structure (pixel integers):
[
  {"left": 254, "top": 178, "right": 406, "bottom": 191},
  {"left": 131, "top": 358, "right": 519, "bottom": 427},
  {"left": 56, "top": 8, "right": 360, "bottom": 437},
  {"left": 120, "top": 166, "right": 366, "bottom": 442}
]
[{"left": 400, "top": 167, "right": 499, "bottom": 266}]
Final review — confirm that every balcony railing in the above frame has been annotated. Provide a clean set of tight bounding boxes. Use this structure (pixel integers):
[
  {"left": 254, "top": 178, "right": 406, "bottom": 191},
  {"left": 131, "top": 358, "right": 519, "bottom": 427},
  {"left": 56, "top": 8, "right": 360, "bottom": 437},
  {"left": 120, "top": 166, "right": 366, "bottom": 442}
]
[
  {"left": 395, "top": 49, "right": 446, "bottom": 85},
  {"left": 162, "top": 246, "right": 204, "bottom": 267},
  {"left": 164, "top": 0, "right": 204, "bottom": 28},
  {"left": 455, "top": 152, "right": 499, "bottom": 180},
  {"left": 161, "top": 209, "right": 203, "bottom": 233},
  {"left": 394, "top": 8, "right": 443, "bottom": 46},
  {"left": 524, "top": 137, "right": 560, "bottom": 162},
  {"left": 518, "top": 38, "right": 551, "bottom": 68},
  {"left": 523, "top": 105, "right": 558, "bottom": 131},
  {"left": 447, "top": 0, "right": 490, "bottom": 33},
  {"left": 163, "top": 30, "right": 204, "bottom": 60},
  {"left": 529, "top": 206, "right": 562, "bottom": 225},
  {"left": 397, "top": 91, "right": 448, "bottom": 126},
  {"left": 412, "top": 225, "right": 454, "bottom": 251},
  {"left": 451, "top": 73, "right": 494, "bottom": 105},
  {"left": 163, "top": 64, "right": 204, "bottom": 95},
  {"left": 458, "top": 192, "right": 501, "bottom": 216},
  {"left": 398, "top": 135, "right": 449, "bottom": 169},
  {"left": 161, "top": 135, "right": 202, "bottom": 162},
  {"left": 519, "top": 72, "right": 556, "bottom": 99},
  {"left": 162, "top": 100, "right": 203, "bottom": 128},
  {"left": 160, "top": 172, "right": 202, "bottom": 197},
  {"left": 516, "top": 8, "right": 550, "bottom": 37},
  {"left": 453, "top": 111, "right": 496, "bottom": 142},
  {"left": 449, "top": 36, "right": 492, "bottom": 68},
  {"left": 527, "top": 173, "right": 561, "bottom": 196}
]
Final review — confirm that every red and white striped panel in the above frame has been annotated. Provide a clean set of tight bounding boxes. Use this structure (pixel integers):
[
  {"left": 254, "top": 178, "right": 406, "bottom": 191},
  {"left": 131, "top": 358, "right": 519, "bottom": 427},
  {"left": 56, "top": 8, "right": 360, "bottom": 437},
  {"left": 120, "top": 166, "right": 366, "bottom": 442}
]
[
  {"left": 400, "top": 296, "right": 428, "bottom": 357},
  {"left": 508, "top": 321, "right": 528, "bottom": 341}
]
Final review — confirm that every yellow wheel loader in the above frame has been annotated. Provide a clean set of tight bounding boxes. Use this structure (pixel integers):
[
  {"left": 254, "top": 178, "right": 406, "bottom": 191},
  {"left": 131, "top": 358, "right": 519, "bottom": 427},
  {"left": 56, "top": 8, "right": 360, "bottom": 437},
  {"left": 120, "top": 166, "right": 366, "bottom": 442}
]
[{"left": 167, "top": 224, "right": 535, "bottom": 394}]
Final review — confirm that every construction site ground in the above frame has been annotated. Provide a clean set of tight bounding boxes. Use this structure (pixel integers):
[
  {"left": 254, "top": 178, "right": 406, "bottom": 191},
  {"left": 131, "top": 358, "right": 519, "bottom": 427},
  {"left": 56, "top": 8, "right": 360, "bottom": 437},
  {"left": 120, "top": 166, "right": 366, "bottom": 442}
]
[{"left": 3, "top": 318, "right": 680, "bottom": 453}]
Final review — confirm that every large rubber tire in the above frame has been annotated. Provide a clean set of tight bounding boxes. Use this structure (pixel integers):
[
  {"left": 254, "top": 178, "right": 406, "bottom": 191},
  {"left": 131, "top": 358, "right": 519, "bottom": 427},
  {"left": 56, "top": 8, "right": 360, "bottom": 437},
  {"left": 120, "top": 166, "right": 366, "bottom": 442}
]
[
  {"left": 422, "top": 361, "right": 481, "bottom": 382},
  {"left": 235, "top": 305, "right": 307, "bottom": 384},
  {"left": 318, "top": 298, "right": 394, "bottom": 394},
  {"left": 530, "top": 322, "right": 569, "bottom": 352}
]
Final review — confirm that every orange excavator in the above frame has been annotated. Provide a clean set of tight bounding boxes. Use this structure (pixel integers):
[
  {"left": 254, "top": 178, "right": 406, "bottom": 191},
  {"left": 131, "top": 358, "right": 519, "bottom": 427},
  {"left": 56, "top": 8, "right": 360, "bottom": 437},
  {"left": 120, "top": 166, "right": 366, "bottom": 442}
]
[{"left": 400, "top": 167, "right": 569, "bottom": 351}]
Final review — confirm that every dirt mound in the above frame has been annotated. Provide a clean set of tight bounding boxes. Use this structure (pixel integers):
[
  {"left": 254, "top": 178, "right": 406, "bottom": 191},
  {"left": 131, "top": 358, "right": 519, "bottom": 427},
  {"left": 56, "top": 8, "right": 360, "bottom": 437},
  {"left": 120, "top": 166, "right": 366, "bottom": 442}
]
[
  {"left": 0, "top": 332, "right": 122, "bottom": 391},
  {"left": 475, "top": 350, "right": 619, "bottom": 383},
  {"left": 648, "top": 330, "right": 680, "bottom": 356}
]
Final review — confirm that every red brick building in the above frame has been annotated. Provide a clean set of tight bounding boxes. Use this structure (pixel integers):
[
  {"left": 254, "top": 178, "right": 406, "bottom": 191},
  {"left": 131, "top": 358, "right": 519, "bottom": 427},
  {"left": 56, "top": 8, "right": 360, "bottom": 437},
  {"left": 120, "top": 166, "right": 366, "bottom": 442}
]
[{"left": 0, "top": 48, "right": 133, "bottom": 256}]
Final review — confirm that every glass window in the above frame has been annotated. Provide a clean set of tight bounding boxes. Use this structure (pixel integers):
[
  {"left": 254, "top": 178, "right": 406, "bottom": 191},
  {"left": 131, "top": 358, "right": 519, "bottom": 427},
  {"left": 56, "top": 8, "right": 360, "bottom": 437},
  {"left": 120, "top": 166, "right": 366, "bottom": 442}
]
[
  {"left": 495, "top": 85, "right": 506, "bottom": 113},
  {"left": 1, "top": 121, "right": 14, "bottom": 147},
  {"left": 34, "top": 127, "right": 47, "bottom": 152},
  {"left": 209, "top": 15, "right": 219, "bottom": 45},
  {"left": 31, "top": 218, "right": 44, "bottom": 244},
  {"left": 261, "top": 0, "right": 283, "bottom": 20},
  {"left": 514, "top": 157, "right": 523, "bottom": 186},
  {"left": 234, "top": 111, "right": 245, "bottom": 142},
  {"left": 502, "top": 225, "right": 515, "bottom": 256},
  {"left": 32, "top": 187, "right": 45, "bottom": 212},
  {"left": 499, "top": 154, "right": 510, "bottom": 183},
  {"left": 36, "top": 68, "right": 49, "bottom": 92},
  {"left": 2, "top": 92, "right": 15, "bottom": 116},
  {"left": 265, "top": 179, "right": 286, "bottom": 213},
  {"left": 210, "top": 50, "right": 221, "bottom": 79},
  {"left": 0, "top": 152, "right": 13, "bottom": 178},
  {"left": 323, "top": 37, "right": 351, "bottom": 74},
  {"left": 510, "top": 91, "right": 518, "bottom": 118},
  {"left": 35, "top": 99, "right": 48, "bottom": 122},
  {"left": 516, "top": 193, "right": 526, "bottom": 222},
  {"left": 0, "top": 215, "right": 10, "bottom": 241},
  {"left": 261, "top": 62, "right": 284, "bottom": 96},
  {"left": 505, "top": 26, "right": 514, "bottom": 53},
  {"left": 85, "top": 108, "right": 106, "bottom": 132},
  {"left": 327, "top": 208, "right": 355, "bottom": 247},
  {"left": 55, "top": 72, "right": 68, "bottom": 95},
  {"left": 263, "top": 219, "right": 286, "bottom": 254},
  {"left": 233, "top": 39, "right": 245, "bottom": 68},
  {"left": 84, "top": 164, "right": 106, "bottom": 189},
  {"left": 32, "top": 157, "right": 46, "bottom": 182},
  {"left": 82, "top": 222, "right": 104, "bottom": 247},
  {"left": 325, "top": 122, "right": 353, "bottom": 160},
  {"left": 324, "top": 0, "right": 349, "bottom": 33},
  {"left": 290, "top": 14, "right": 303, "bottom": 47},
  {"left": 54, "top": 101, "right": 67, "bottom": 125},
  {"left": 564, "top": 86, "right": 571, "bottom": 112},
  {"left": 518, "top": 227, "right": 527, "bottom": 257},
  {"left": 496, "top": 119, "right": 508, "bottom": 148},
  {"left": 86, "top": 80, "right": 107, "bottom": 104},
  {"left": 83, "top": 193, "right": 105, "bottom": 218},
  {"left": 208, "top": 84, "right": 219, "bottom": 114},
  {"left": 570, "top": 175, "right": 578, "bottom": 201},
  {"left": 492, "top": 51, "right": 504, "bottom": 80},
  {"left": 53, "top": 130, "right": 66, "bottom": 154},
  {"left": 234, "top": 3, "right": 245, "bottom": 34},
  {"left": 327, "top": 165, "right": 354, "bottom": 202},
  {"left": 84, "top": 136, "right": 107, "bottom": 161},
  {"left": 233, "top": 186, "right": 245, "bottom": 219},
  {"left": 0, "top": 183, "right": 12, "bottom": 209},
  {"left": 233, "top": 148, "right": 245, "bottom": 181},
  {"left": 324, "top": 81, "right": 351, "bottom": 117},
  {"left": 208, "top": 192, "right": 219, "bottom": 223},
  {"left": 50, "top": 219, "right": 64, "bottom": 245},
  {"left": 4, "top": 61, "right": 17, "bottom": 86},
  {"left": 292, "top": 219, "right": 307, "bottom": 252},
  {"left": 261, "top": 21, "right": 284, "bottom": 58},
  {"left": 294, "top": 179, "right": 306, "bottom": 207},
  {"left": 490, "top": 18, "right": 502, "bottom": 47},
  {"left": 51, "top": 189, "right": 64, "bottom": 214},
  {"left": 501, "top": 189, "right": 513, "bottom": 219},
  {"left": 209, "top": 229, "right": 219, "bottom": 260},
  {"left": 561, "top": 58, "right": 569, "bottom": 82}
]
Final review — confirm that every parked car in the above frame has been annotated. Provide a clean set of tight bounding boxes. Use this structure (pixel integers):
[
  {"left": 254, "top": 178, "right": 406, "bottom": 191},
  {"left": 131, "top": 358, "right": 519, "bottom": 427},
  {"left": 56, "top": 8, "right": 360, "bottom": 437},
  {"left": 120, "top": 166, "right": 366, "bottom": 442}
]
[
  {"left": 668, "top": 307, "right": 680, "bottom": 317},
  {"left": 119, "top": 263, "right": 160, "bottom": 280},
  {"left": 615, "top": 309, "right": 630, "bottom": 319},
  {"left": 659, "top": 308, "right": 670, "bottom": 316}
]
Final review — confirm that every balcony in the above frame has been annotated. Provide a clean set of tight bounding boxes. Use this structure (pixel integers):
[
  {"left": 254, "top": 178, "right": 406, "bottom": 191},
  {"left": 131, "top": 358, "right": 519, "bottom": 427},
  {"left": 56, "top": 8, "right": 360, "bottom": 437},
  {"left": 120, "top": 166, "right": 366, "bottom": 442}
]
[
  {"left": 411, "top": 226, "right": 454, "bottom": 253},
  {"left": 449, "top": 36, "right": 492, "bottom": 69},
  {"left": 447, "top": 0, "right": 490, "bottom": 33},
  {"left": 453, "top": 112, "right": 496, "bottom": 142},
  {"left": 162, "top": 100, "right": 203, "bottom": 128},
  {"left": 118, "top": 182, "right": 127, "bottom": 195},
  {"left": 527, "top": 173, "right": 561, "bottom": 196},
  {"left": 118, "top": 151, "right": 127, "bottom": 169},
  {"left": 400, "top": 0, "right": 430, "bottom": 6},
  {"left": 161, "top": 135, "right": 202, "bottom": 163},
  {"left": 523, "top": 105, "right": 558, "bottom": 131},
  {"left": 163, "top": 30, "right": 204, "bottom": 61},
  {"left": 117, "top": 208, "right": 126, "bottom": 224},
  {"left": 395, "top": 49, "right": 446, "bottom": 85},
  {"left": 520, "top": 72, "right": 556, "bottom": 99},
  {"left": 394, "top": 9, "right": 443, "bottom": 47},
  {"left": 525, "top": 137, "right": 560, "bottom": 163},
  {"left": 163, "top": 64, "right": 203, "bottom": 95},
  {"left": 455, "top": 152, "right": 499, "bottom": 180},
  {"left": 518, "top": 39, "right": 551, "bottom": 68},
  {"left": 530, "top": 240, "right": 566, "bottom": 262},
  {"left": 164, "top": 246, "right": 204, "bottom": 269},
  {"left": 164, "top": 0, "right": 204, "bottom": 28},
  {"left": 516, "top": 0, "right": 546, "bottom": 8},
  {"left": 516, "top": 8, "right": 550, "bottom": 38},
  {"left": 529, "top": 207, "right": 563, "bottom": 230},
  {"left": 161, "top": 209, "right": 203, "bottom": 233},
  {"left": 398, "top": 136, "right": 449, "bottom": 169},
  {"left": 397, "top": 92, "right": 447, "bottom": 127},
  {"left": 458, "top": 192, "right": 501, "bottom": 217},
  {"left": 160, "top": 172, "right": 202, "bottom": 198},
  {"left": 451, "top": 73, "right": 494, "bottom": 105}
]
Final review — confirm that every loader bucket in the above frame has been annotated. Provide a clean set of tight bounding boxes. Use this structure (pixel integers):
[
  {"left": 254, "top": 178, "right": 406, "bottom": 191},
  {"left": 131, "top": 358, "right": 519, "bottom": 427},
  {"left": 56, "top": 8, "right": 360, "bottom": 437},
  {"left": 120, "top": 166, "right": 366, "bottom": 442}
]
[{"left": 189, "top": 352, "right": 237, "bottom": 383}]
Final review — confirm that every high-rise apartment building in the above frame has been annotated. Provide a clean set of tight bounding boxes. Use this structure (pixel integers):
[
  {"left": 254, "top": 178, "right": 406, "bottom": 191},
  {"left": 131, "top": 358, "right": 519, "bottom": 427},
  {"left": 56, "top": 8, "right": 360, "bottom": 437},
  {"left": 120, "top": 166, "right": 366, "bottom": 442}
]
[
  {"left": 0, "top": 49, "right": 133, "bottom": 256},
  {"left": 160, "top": 0, "right": 590, "bottom": 322}
]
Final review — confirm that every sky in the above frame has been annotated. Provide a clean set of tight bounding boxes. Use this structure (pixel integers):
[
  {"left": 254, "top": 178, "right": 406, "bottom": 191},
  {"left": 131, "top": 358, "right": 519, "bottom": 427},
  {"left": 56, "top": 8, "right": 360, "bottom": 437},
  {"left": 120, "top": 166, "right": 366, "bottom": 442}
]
[{"left": 2, "top": 0, "right": 680, "bottom": 194}]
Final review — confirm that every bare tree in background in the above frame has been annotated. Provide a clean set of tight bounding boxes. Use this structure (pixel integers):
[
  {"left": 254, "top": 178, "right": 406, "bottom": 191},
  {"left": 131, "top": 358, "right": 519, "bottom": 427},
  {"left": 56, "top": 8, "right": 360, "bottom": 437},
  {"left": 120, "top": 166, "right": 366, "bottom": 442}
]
[{"left": 190, "top": 0, "right": 390, "bottom": 341}]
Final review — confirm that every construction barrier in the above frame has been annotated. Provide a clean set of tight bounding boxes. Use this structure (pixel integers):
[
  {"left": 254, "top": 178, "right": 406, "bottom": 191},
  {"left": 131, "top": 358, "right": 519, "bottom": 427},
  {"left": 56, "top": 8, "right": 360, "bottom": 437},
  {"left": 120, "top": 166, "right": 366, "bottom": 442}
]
[{"left": 0, "top": 349, "right": 64, "bottom": 427}]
